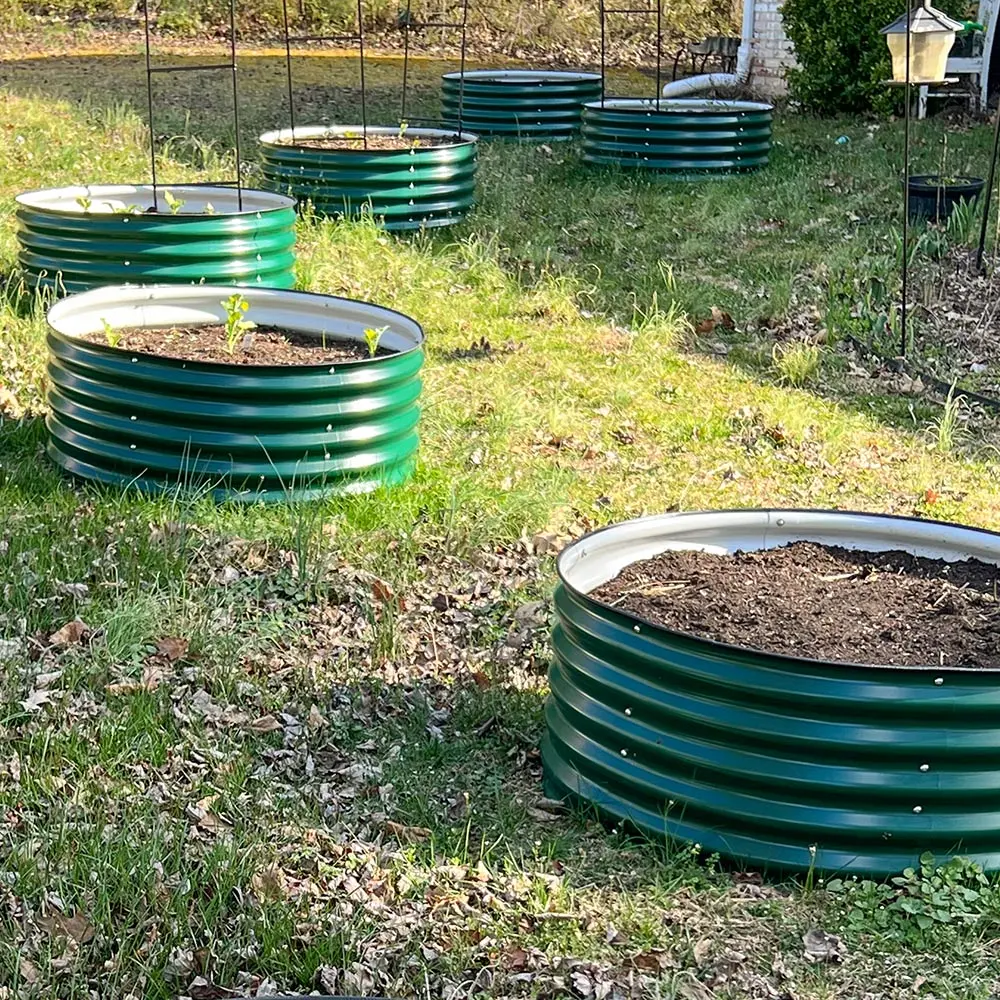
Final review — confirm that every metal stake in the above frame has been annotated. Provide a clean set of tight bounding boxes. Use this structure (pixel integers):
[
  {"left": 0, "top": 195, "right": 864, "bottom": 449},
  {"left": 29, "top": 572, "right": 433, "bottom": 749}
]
[
  {"left": 901, "top": 5, "right": 912, "bottom": 358},
  {"left": 976, "top": 95, "right": 1000, "bottom": 273},
  {"left": 357, "top": 0, "right": 368, "bottom": 147},
  {"left": 281, "top": 0, "right": 296, "bottom": 137},
  {"left": 143, "top": 0, "right": 158, "bottom": 212},
  {"left": 228, "top": 0, "right": 243, "bottom": 210}
]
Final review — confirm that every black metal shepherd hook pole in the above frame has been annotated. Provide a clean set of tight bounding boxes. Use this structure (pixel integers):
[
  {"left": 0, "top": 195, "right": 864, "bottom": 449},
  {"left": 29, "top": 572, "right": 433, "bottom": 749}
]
[
  {"left": 975, "top": 95, "right": 1000, "bottom": 273},
  {"left": 142, "top": 0, "right": 158, "bottom": 211},
  {"left": 901, "top": 4, "right": 912, "bottom": 359},
  {"left": 281, "top": 0, "right": 296, "bottom": 137}
]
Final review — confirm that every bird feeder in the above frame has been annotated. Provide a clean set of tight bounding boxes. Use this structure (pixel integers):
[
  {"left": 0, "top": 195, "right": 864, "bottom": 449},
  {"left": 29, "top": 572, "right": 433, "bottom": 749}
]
[{"left": 881, "top": 3, "right": 963, "bottom": 84}]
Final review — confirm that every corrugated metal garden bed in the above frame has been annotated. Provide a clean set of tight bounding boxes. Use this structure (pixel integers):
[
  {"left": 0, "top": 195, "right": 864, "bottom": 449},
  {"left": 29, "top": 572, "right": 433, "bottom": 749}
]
[
  {"left": 45, "top": 284, "right": 424, "bottom": 501},
  {"left": 258, "top": 126, "right": 478, "bottom": 230},
  {"left": 545, "top": 508, "right": 1000, "bottom": 876},
  {"left": 581, "top": 98, "right": 773, "bottom": 177},
  {"left": 441, "top": 70, "right": 602, "bottom": 141},
  {"left": 15, "top": 185, "right": 297, "bottom": 294}
]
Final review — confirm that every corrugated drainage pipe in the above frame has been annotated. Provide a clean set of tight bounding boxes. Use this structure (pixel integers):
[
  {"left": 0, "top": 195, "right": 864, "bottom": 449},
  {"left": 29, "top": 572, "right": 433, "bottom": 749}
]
[{"left": 661, "top": 0, "right": 754, "bottom": 97}]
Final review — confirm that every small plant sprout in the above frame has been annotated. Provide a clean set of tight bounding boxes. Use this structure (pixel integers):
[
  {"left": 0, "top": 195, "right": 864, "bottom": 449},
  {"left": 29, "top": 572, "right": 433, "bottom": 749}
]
[
  {"left": 221, "top": 293, "right": 255, "bottom": 355},
  {"left": 398, "top": 119, "right": 409, "bottom": 138},
  {"left": 162, "top": 190, "right": 186, "bottom": 215},
  {"left": 75, "top": 195, "right": 93, "bottom": 212},
  {"left": 364, "top": 325, "right": 388, "bottom": 357},
  {"left": 204, "top": 202, "right": 217, "bottom": 215},
  {"left": 100, "top": 318, "right": 121, "bottom": 348}
]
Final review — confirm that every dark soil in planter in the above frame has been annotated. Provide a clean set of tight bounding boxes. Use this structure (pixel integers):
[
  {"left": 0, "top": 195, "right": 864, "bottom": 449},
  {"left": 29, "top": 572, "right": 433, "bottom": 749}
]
[
  {"left": 277, "top": 134, "right": 459, "bottom": 151},
  {"left": 81, "top": 326, "right": 393, "bottom": 366},
  {"left": 590, "top": 541, "right": 1000, "bottom": 667}
]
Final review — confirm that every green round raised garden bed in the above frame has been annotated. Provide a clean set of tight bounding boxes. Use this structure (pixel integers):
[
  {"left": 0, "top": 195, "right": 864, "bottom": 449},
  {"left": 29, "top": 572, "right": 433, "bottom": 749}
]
[
  {"left": 441, "top": 70, "right": 602, "bottom": 141},
  {"left": 545, "top": 508, "right": 1000, "bottom": 875},
  {"left": 45, "top": 284, "right": 424, "bottom": 501},
  {"left": 581, "top": 98, "right": 773, "bottom": 176},
  {"left": 15, "top": 185, "right": 297, "bottom": 294},
  {"left": 258, "top": 126, "right": 478, "bottom": 230}
]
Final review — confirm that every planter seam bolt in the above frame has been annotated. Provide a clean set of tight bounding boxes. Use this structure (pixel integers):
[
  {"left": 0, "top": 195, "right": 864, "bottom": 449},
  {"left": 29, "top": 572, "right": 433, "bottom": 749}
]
[
  {"left": 934, "top": 677, "right": 944, "bottom": 685},
  {"left": 913, "top": 806, "right": 923, "bottom": 813},
  {"left": 919, "top": 763, "right": 930, "bottom": 772},
  {"left": 130, "top": 415, "right": 136, "bottom": 421},
  {"left": 633, "top": 625, "right": 640, "bottom": 632},
  {"left": 625, "top": 707, "right": 632, "bottom": 716},
  {"left": 620, "top": 749, "right": 628, "bottom": 757}
]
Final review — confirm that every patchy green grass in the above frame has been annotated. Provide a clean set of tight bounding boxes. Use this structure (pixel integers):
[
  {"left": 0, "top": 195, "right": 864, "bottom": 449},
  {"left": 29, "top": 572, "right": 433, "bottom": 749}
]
[{"left": 4, "top": 43, "right": 1000, "bottom": 1000}]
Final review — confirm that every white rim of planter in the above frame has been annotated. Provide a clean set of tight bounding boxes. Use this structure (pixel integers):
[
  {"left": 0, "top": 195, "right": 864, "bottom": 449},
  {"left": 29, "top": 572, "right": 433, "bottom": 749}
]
[
  {"left": 443, "top": 70, "right": 602, "bottom": 83},
  {"left": 585, "top": 97, "right": 774, "bottom": 113},
  {"left": 47, "top": 284, "right": 424, "bottom": 360},
  {"left": 259, "top": 125, "right": 479, "bottom": 147},
  {"left": 16, "top": 184, "right": 294, "bottom": 217}
]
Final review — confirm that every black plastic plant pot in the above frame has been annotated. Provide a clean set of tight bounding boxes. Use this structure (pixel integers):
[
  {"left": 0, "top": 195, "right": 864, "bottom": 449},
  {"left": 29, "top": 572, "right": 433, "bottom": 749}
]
[
  {"left": 258, "top": 126, "right": 478, "bottom": 230},
  {"left": 441, "top": 69, "right": 602, "bottom": 141},
  {"left": 908, "top": 174, "right": 985, "bottom": 222},
  {"left": 15, "top": 185, "right": 297, "bottom": 295},
  {"left": 45, "top": 284, "right": 424, "bottom": 501},
  {"left": 544, "top": 509, "right": 1000, "bottom": 876},
  {"left": 581, "top": 98, "right": 773, "bottom": 177}
]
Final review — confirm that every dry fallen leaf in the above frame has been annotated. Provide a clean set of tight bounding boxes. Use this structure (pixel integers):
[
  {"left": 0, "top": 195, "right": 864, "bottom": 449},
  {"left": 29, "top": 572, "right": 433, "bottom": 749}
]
[
  {"left": 156, "top": 636, "right": 189, "bottom": 662},
  {"left": 249, "top": 714, "right": 283, "bottom": 734},
  {"left": 21, "top": 688, "right": 53, "bottom": 713},
  {"left": 632, "top": 949, "right": 679, "bottom": 971},
  {"left": 384, "top": 820, "right": 431, "bottom": 843},
  {"left": 38, "top": 908, "right": 95, "bottom": 945},
  {"left": 802, "top": 927, "right": 846, "bottom": 963},
  {"left": 49, "top": 618, "right": 89, "bottom": 648},
  {"left": 693, "top": 937, "right": 713, "bottom": 966},
  {"left": 19, "top": 956, "right": 39, "bottom": 984}
]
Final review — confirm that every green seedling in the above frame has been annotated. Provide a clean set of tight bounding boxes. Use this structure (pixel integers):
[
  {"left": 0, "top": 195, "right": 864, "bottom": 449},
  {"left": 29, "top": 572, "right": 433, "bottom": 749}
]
[
  {"left": 112, "top": 204, "right": 142, "bottom": 215},
  {"left": 75, "top": 195, "right": 92, "bottom": 212},
  {"left": 100, "top": 318, "right": 121, "bottom": 348},
  {"left": 399, "top": 120, "right": 408, "bottom": 138},
  {"left": 204, "top": 202, "right": 216, "bottom": 215},
  {"left": 363, "top": 325, "right": 388, "bottom": 357},
  {"left": 221, "top": 293, "right": 255, "bottom": 355},
  {"left": 163, "top": 189, "right": 186, "bottom": 215}
]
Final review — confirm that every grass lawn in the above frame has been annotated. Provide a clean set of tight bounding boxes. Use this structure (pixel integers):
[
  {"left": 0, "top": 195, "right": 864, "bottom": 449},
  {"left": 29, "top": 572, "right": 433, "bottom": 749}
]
[{"left": 4, "top": 36, "right": 1000, "bottom": 1000}]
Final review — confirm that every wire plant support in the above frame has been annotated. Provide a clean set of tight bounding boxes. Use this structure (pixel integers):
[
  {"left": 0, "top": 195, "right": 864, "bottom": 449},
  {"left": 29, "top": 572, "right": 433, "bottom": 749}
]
[
  {"left": 400, "top": 0, "right": 471, "bottom": 134},
  {"left": 141, "top": 0, "right": 243, "bottom": 211},
  {"left": 278, "top": 0, "right": 367, "bottom": 144},
  {"left": 597, "top": 0, "right": 665, "bottom": 105}
]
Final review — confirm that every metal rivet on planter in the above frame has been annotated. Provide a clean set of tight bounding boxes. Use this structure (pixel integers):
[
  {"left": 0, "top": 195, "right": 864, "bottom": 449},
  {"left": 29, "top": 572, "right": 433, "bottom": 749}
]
[
  {"left": 934, "top": 677, "right": 944, "bottom": 685},
  {"left": 625, "top": 708, "right": 632, "bottom": 716},
  {"left": 913, "top": 805, "right": 923, "bottom": 814},
  {"left": 919, "top": 763, "right": 930, "bottom": 772}
]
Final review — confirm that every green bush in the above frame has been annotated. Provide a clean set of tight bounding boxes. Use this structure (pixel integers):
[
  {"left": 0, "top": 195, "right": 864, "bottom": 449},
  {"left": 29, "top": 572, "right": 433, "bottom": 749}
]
[{"left": 782, "top": 0, "right": 970, "bottom": 115}]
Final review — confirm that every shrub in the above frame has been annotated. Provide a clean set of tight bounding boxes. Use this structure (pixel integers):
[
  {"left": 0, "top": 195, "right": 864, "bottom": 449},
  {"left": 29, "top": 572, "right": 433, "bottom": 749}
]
[{"left": 781, "top": 0, "right": 970, "bottom": 115}]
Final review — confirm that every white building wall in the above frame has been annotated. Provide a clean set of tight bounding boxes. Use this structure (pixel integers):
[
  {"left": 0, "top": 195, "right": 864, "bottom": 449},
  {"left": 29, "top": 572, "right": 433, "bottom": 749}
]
[{"left": 749, "top": 0, "right": 797, "bottom": 96}]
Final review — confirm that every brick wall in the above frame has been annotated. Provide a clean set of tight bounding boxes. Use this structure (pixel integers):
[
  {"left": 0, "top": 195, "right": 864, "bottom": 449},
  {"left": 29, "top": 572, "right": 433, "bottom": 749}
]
[{"left": 750, "top": 0, "right": 796, "bottom": 96}]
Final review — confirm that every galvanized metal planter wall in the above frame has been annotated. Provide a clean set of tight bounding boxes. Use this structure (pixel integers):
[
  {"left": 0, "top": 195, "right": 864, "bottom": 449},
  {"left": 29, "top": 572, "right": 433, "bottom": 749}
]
[
  {"left": 16, "top": 185, "right": 297, "bottom": 294},
  {"left": 581, "top": 98, "right": 773, "bottom": 176},
  {"left": 545, "top": 509, "right": 1000, "bottom": 876},
  {"left": 441, "top": 70, "right": 602, "bottom": 141},
  {"left": 258, "top": 127, "right": 478, "bottom": 230},
  {"left": 46, "top": 285, "right": 424, "bottom": 501}
]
